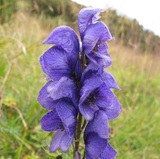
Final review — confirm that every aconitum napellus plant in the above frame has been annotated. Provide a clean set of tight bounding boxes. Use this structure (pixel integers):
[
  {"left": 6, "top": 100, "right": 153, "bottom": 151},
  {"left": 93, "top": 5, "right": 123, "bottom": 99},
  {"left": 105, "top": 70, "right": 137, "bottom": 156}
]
[{"left": 38, "top": 8, "right": 122, "bottom": 159}]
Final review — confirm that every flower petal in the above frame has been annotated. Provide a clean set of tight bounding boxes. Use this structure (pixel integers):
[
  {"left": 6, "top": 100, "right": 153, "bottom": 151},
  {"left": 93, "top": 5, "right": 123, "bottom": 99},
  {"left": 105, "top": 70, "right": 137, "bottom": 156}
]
[
  {"left": 96, "top": 85, "right": 122, "bottom": 120},
  {"left": 40, "top": 109, "right": 61, "bottom": 132},
  {"left": 99, "top": 143, "right": 117, "bottom": 159},
  {"left": 79, "top": 101, "right": 98, "bottom": 121},
  {"left": 56, "top": 100, "right": 77, "bottom": 135},
  {"left": 102, "top": 71, "right": 121, "bottom": 90},
  {"left": 43, "top": 26, "right": 79, "bottom": 63},
  {"left": 60, "top": 132, "right": 74, "bottom": 152},
  {"left": 85, "top": 110, "right": 110, "bottom": 139},
  {"left": 104, "top": 95, "right": 122, "bottom": 120},
  {"left": 37, "top": 81, "right": 57, "bottom": 110},
  {"left": 80, "top": 75, "right": 103, "bottom": 104},
  {"left": 85, "top": 132, "right": 107, "bottom": 159},
  {"left": 96, "top": 85, "right": 114, "bottom": 109},
  {"left": 87, "top": 49, "right": 112, "bottom": 68},
  {"left": 78, "top": 8, "right": 103, "bottom": 38},
  {"left": 40, "top": 46, "right": 72, "bottom": 80},
  {"left": 83, "top": 22, "right": 113, "bottom": 54},
  {"left": 50, "top": 130, "right": 65, "bottom": 152},
  {"left": 47, "top": 77, "right": 78, "bottom": 107}
]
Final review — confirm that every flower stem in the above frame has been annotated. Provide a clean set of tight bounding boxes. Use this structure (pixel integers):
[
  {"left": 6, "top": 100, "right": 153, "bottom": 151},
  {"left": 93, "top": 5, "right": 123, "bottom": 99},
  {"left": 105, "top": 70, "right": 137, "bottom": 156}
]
[
  {"left": 74, "top": 112, "right": 83, "bottom": 156},
  {"left": 74, "top": 49, "right": 86, "bottom": 158}
]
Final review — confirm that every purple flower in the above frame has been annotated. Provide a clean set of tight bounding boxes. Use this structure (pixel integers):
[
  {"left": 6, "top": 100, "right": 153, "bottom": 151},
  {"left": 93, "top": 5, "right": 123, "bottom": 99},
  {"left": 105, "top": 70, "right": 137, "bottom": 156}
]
[
  {"left": 40, "top": 100, "right": 77, "bottom": 152},
  {"left": 85, "top": 110, "right": 110, "bottom": 139},
  {"left": 38, "top": 77, "right": 78, "bottom": 109},
  {"left": 43, "top": 26, "right": 79, "bottom": 65},
  {"left": 40, "top": 26, "right": 80, "bottom": 81},
  {"left": 79, "top": 73, "right": 121, "bottom": 121},
  {"left": 81, "top": 63, "right": 121, "bottom": 90},
  {"left": 78, "top": 9, "right": 114, "bottom": 68},
  {"left": 84, "top": 132, "right": 116, "bottom": 159},
  {"left": 78, "top": 8, "right": 103, "bottom": 38}
]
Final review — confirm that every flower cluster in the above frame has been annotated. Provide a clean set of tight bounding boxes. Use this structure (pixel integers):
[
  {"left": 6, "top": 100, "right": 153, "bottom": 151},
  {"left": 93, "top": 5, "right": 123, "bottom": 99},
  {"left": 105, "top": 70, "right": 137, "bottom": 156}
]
[{"left": 38, "top": 8, "right": 122, "bottom": 159}]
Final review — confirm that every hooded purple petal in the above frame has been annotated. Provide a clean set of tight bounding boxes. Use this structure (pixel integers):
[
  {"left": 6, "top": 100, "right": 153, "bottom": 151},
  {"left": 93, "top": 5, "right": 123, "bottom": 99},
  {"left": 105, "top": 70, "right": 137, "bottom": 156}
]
[
  {"left": 95, "top": 85, "right": 114, "bottom": 109},
  {"left": 40, "top": 46, "right": 72, "bottom": 81},
  {"left": 40, "top": 109, "right": 61, "bottom": 132},
  {"left": 96, "top": 84, "right": 122, "bottom": 120},
  {"left": 85, "top": 110, "right": 110, "bottom": 139},
  {"left": 38, "top": 81, "right": 57, "bottom": 110},
  {"left": 56, "top": 100, "right": 77, "bottom": 135},
  {"left": 79, "top": 101, "right": 99, "bottom": 121},
  {"left": 99, "top": 143, "right": 117, "bottom": 159},
  {"left": 43, "top": 26, "right": 79, "bottom": 63},
  {"left": 80, "top": 75, "right": 103, "bottom": 104},
  {"left": 60, "top": 132, "right": 74, "bottom": 152},
  {"left": 82, "top": 63, "right": 120, "bottom": 89},
  {"left": 87, "top": 49, "right": 112, "bottom": 68},
  {"left": 83, "top": 22, "right": 113, "bottom": 54},
  {"left": 104, "top": 95, "right": 122, "bottom": 120},
  {"left": 78, "top": 8, "right": 103, "bottom": 38},
  {"left": 50, "top": 130, "right": 74, "bottom": 153},
  {"left": 102, "top": 71, "right": 121, "bottom": 90},
  {"left": 50, "top": 130, "right": 65, "bottom": 152},
  {"left": 85, "top": 132, "right": 117, "bottom": 159},
  {"left": 79, "top": 74, "right": 103, "bottom": 121},
  {"left": 47, "top": 77, "right": 78, "bottom": 107},
  {"left": 84, "top": 132, "right": 108, "bottom": 159}
]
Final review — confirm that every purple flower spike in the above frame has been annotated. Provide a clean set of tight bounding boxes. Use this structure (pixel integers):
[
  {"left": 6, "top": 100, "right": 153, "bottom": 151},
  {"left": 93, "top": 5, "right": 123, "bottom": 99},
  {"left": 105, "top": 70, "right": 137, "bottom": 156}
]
[
  {"left": 84, "top": 132, "right": 117, "bottom": 159},
  {"left": 38, "top": 7, "right": 122, "bottom": 158}
]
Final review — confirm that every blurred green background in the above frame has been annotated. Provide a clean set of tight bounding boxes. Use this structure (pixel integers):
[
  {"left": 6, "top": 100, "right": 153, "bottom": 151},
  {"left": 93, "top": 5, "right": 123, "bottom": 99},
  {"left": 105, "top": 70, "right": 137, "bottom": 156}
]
[{"left": 0, "top": 0, "right": 160, "bottom": 159}]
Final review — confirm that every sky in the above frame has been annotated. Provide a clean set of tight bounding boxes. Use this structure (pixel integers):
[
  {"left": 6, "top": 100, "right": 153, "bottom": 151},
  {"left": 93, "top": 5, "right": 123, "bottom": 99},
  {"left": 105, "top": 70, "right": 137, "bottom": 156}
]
[{"left": 72, "top": 0, "right": 160, "bottom": 36}]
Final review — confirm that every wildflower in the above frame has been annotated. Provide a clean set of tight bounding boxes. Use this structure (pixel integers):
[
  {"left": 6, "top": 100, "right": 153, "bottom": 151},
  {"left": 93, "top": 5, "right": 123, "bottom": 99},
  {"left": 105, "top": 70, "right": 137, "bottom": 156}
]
[
  {"left": 82, "top": 22, "right": 113, "bottom": 67},
  {"left": 79, "top": 72, "right": 121, "bottom": 121},
  {"left": 38, "top": 77, "right": 78, "bottom": 109},
  {"left": 40, "top": 26, "right": 80, "bottom": 81},
  {"left": 38, "top": 7, "right": 122, "bottom": 159},
  {"left": 40, "top": 100, "right": 77, "bottom": 152}
]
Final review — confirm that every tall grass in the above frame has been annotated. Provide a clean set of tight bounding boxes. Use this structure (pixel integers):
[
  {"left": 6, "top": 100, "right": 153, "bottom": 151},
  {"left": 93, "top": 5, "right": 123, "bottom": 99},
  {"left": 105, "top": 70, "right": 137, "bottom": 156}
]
[{"left": 0, "top": 9, "right": 160, "bottom": 159}]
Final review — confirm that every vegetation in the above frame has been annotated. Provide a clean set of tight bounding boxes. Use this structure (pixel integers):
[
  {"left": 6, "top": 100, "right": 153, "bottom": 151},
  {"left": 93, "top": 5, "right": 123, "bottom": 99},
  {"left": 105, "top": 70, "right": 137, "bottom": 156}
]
[{"left": 0, "top": 0, "right": 160, "bottom": 159}]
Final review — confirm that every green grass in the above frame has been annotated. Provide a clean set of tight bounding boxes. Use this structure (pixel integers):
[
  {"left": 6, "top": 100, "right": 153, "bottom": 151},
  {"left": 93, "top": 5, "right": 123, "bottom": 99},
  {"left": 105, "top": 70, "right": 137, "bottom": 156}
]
[{"left": 0, "top": 11, "right": 160, "bottom": 159}]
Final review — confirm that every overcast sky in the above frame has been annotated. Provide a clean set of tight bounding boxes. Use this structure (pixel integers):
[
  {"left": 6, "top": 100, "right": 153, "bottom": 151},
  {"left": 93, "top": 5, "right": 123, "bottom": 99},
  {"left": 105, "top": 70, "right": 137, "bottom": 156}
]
[{"left": 72, "top": 0, "right": 160, "bottom": 36}]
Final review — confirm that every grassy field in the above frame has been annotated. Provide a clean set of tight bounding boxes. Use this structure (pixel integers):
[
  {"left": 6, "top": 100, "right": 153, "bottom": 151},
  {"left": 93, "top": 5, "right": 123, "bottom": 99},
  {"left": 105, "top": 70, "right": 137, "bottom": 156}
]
[{"left": 0, "top": 10, "right": 160, "bottom": 159}]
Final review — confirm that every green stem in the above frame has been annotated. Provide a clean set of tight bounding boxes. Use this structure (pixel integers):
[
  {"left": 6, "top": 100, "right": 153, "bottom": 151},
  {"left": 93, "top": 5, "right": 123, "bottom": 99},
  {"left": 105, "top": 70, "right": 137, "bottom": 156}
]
[
  {"left": 74, "top": 113, "right": 83, "bottom": 156},
  {"left": 73, "top": 48, "right": 86, "bottom": 158}
]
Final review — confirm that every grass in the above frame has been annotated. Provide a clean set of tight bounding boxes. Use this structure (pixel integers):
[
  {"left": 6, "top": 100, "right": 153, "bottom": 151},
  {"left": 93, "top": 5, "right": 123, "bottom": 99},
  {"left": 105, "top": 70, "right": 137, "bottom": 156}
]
[{"left": 0, "top": 9, "right": 160, "bottom": 159}]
